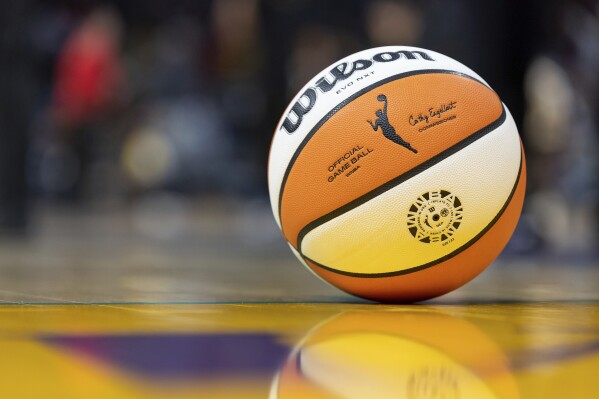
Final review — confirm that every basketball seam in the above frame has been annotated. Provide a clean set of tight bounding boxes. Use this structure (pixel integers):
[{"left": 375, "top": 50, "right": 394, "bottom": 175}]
[
  {"left": 301, "top": 143, "right": 524, "bottom": 278},
  {"left": 277, "top": 69, "right": 493, "bottom": 225},
  {"left": 296, "top": 106, "right": 507, "bottom": 251}
]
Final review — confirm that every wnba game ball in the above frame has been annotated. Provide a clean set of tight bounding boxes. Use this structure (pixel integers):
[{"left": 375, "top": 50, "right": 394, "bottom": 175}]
[{"left": 268, "top": 46, "right": 526, "bottom": 302}]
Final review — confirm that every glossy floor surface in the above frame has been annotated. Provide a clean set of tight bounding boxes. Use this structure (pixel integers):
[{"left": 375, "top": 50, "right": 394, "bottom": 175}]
[
  {"left": 2, "top": 302, "right": 598, "bottom": 398},
  {"left": 0, "top": 203, "right": 597, "bottom": 398}
]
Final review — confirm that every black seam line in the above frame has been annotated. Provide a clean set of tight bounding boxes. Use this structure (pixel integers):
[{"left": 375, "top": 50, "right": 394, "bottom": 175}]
[
  {"left": 277, "top": 68, "right": 493, "bottom": 223},
  {"left": 296, "top": 105, "right": 507, "bottom": 252},
  {"left": 302, "top": 143, "right": 524, "bottom": 278}
]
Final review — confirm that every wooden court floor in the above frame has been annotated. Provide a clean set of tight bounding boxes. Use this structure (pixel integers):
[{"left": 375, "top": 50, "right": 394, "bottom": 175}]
[{"left": 0, "top": 202, "right": 597, "bottom": 398}]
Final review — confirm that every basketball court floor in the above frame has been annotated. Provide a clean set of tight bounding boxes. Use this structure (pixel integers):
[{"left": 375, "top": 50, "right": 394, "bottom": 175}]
[{"left": 0, "top": 200, "right": 597, "bottom": 398}]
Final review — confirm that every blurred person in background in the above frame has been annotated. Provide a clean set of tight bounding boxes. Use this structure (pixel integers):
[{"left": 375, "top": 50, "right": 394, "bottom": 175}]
[
  {"left": 120, "top": 13, "right": 230, "bottom": 196},
  {"left": 366, "top": 0, "right": 423, "bottom": 47},
  {"left": 0, "top": 0, "right": 38, "bottom": 233},
  {"left": 203, "top": 0, "right": 265, "bottom": 196},
  {"left": 50, "top": 7, "right": 125, "bottom": 202},
  {"left": 524, "top": 0, "right": 599, "bottom": 255}
]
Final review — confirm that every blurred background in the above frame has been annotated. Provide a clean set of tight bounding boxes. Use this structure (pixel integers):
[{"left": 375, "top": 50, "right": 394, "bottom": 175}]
[{"left": 0, "top": 0, "right": 597, "bottom": 302}]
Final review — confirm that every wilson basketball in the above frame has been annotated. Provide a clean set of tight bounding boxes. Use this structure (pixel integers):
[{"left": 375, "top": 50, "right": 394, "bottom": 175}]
[{"left": 268, "top": 46, "right": 526, "bottom": 302}]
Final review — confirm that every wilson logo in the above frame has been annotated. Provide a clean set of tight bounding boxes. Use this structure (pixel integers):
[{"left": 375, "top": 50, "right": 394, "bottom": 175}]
[{"left": 281, "top": 50, "right": 434, "bottom": 134}]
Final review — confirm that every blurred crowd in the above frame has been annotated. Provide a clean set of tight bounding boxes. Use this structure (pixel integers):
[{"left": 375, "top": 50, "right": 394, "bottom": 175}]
[{"left": 0, "top": 0, "right": 596, "bottom": 256}]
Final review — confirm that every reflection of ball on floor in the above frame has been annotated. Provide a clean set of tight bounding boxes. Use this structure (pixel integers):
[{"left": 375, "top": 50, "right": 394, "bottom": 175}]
[
  {"left": 268, "top": 46, "right": 526, "bottom": 302},
  {"left": 271, "top": 311, "right": 519, "bottom": 399}
]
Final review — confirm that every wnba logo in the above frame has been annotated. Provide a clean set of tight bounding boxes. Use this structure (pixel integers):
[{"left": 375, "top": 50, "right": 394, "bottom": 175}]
[
  {"left": 368, "top": 94, "right": 418, "bottom": 153},
  {"left": 407, "top": 190, "right": 463, "bottom": 244}
]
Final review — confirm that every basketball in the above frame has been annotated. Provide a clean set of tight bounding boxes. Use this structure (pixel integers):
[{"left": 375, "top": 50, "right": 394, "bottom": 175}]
[{"left": 268, "top": 46, "right": 526, "bottom": 302}]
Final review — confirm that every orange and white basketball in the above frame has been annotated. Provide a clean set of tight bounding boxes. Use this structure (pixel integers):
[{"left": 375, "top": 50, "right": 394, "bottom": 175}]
[{"left": 268, "top": 46, "right": 526, "bottom": 302}]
